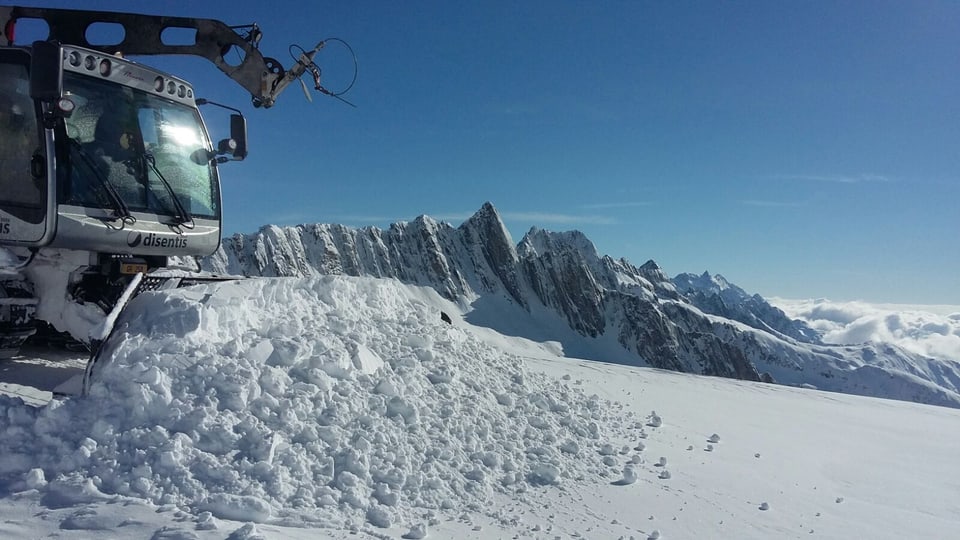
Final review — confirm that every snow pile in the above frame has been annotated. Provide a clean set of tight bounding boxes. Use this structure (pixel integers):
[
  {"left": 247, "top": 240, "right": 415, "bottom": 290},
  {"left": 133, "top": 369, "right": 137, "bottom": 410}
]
[{"left": 0, "top": 276, "right": 641, "bottom": 529}]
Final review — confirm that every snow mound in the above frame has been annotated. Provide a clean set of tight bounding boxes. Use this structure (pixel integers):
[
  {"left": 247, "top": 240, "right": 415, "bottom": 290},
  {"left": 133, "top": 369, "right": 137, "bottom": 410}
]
[{"left": 0, "top": 276, "right": 635, "bottom": 528}]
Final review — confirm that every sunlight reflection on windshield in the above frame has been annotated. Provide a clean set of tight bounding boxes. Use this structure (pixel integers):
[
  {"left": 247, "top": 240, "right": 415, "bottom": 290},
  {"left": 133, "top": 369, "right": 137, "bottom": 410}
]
[{"left": 161, "top": 124, "right": 200, "bottom": 146}]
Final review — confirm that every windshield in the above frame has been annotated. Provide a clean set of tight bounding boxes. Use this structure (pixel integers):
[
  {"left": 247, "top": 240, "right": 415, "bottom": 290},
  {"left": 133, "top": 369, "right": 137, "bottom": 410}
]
[
  {"left": 60, "top": 72, "right": 219, "bottom": 220},
  {"left": 0, "top": 61, "right": 43, "bottom": 223}
]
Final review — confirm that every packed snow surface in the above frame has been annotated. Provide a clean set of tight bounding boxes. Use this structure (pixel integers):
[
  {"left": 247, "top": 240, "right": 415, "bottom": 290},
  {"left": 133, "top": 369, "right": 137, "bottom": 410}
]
[{"left": 0, "top": 276, "right": 958, "bottom": 539}]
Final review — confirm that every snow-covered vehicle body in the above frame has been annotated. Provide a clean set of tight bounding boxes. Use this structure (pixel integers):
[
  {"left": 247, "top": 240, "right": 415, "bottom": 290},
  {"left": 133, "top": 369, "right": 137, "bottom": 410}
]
[{"left": 0, "top": 6, "right": 347, "bottom": 357}]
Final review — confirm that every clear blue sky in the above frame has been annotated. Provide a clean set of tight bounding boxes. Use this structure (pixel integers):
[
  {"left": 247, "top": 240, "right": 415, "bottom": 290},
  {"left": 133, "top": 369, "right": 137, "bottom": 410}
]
[{"left": 19, "top": 1, "right": 960, "bottom": 304}]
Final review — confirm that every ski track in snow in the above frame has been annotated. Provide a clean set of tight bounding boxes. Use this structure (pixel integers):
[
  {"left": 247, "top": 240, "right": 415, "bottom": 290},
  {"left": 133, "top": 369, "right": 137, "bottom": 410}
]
[{"left": 0, "top": 275, "right": 958, "bottom": 539}]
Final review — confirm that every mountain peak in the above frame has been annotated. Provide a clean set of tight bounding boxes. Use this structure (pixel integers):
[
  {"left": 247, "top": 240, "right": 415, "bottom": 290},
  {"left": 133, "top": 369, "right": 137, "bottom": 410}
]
[
  {"left": 459, "top": 202, "right": 512, "bottom": 242},
  {"left": 518, "top": 227, "right": 599, "bottom": 262},
  {"left": 672, "top": 271, "right": 822, "bottom": 345},
  {"left": 465, "top": 201, "right": 501, "bottom": 224},
  {"left": 412, "top": 213, "right": 440, "bottom": 226},
  {"left": 640, "top": 260, "right": 663, "bottom": 272},
  {"left": 479, "top": 200, "right": 497, "bottom": 215},
  {"left": 675, "top": 271, "right": 734, "bottom": 294}
]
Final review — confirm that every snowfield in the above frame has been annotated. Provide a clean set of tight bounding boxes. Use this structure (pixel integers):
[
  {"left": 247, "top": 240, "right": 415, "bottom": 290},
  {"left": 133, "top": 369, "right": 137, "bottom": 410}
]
[{"left": 0, "top": 275, "right": 958, "bottom": 539}]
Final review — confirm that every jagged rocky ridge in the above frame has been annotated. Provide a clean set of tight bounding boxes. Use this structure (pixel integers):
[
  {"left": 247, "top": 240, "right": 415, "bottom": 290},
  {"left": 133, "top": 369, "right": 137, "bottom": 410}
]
[
  {"left": 202, "top": 202, "right": 960, "bottom": 408},
  {"left": 674, "top": 271, "right": 823, "bottom": 344}
]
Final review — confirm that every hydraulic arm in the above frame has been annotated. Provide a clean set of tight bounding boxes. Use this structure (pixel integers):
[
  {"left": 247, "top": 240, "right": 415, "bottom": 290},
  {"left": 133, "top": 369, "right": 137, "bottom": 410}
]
[{"left": 0, "top": 5, "right": 333, "bottom": 108}]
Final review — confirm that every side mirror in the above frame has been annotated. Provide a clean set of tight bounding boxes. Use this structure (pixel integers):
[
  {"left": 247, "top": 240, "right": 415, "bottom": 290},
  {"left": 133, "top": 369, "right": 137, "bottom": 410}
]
[
  {"left": 229, "top": 114, "right": 247, "bottom": 160},
  {"left": 195, "top": 100, "right": 248, "bottom": 163},
  {"left": 29, "top": 40, "right": 62, "bottom": 103}
]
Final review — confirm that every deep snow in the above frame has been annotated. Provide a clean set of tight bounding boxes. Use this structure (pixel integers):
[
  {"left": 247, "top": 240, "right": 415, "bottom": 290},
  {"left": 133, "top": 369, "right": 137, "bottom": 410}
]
[{"left": 0, "top": 275, "right": 958, "bottom": 539}]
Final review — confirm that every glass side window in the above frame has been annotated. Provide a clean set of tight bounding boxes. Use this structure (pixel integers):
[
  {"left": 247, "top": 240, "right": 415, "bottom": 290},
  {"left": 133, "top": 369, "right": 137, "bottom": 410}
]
[
  {"left": 61, "top": 72, "right": 219, "bottom": 220},
  {"left": 0, "top": 62, "right": 43, "bottom": 222}
]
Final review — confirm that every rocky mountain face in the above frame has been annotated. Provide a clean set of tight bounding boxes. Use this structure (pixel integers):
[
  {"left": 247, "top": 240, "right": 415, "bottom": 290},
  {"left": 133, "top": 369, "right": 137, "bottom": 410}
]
[
  {"left": 203, "top": 202, "right": 960, "bottom": 408},
  {"left": 673, "top": 271, "right": 823, "bottom": 344}
]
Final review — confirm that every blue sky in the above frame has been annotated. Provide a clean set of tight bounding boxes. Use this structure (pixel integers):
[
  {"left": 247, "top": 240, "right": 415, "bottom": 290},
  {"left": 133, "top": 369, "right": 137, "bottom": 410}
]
[{"left": 19, "top": 1, "right": 960, "bottom": 304}]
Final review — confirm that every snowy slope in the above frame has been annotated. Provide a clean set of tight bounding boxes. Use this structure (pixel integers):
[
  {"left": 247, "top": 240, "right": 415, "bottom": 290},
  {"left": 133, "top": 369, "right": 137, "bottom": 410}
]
[
  {"left": 202, "top": 203, "right": 960, "bottom": 408},
  {"left": 0, "top": 276, "right": 958, "bottom": 539}
]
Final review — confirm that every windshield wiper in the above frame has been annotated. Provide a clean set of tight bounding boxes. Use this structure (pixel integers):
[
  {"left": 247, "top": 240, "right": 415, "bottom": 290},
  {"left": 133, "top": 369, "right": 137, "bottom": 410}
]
[
  {"left": 67, "top": 139, "right": 136, "bottom": 224},
  {"left": 142, "top": 152, "right": 194, "bottom": 228}
]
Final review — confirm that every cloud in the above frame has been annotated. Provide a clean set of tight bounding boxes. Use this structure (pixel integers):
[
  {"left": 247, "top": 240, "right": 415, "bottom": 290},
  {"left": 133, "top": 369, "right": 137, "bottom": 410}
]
[
  {"left": 581, "top": 202, "right": 653, "bottom": 210},
  {"left": 327, "top": 214, "right": 400, "bottom": 225},
  {"left": 740, "top": 200, "right": 805, "bottom": 208},
  {"left": 262, "top": 212, "right": 314, "bottom": 226},
  {"left": 770, "top": 297, "right": 960, "bottom": 363},
  {"left": 501, "top": 212, "right": 618, "bottom": 225},
  {"left": 773, "top": 173, "right": 891, "bottom": 184},
  {"left": 415, "top": 212, "right": 463, "bottom": 223}
]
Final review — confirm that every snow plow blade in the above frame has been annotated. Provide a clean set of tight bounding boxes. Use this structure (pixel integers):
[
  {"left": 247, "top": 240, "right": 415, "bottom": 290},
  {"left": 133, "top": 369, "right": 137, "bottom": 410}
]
[{"left": 82, "top": 273, "right": 240, "bottom": 395}]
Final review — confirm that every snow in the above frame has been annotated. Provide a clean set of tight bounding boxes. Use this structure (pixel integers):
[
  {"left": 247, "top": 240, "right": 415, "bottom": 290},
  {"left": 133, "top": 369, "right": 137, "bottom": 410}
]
[
  {"left": 0, "top": 275, "right": 958, "bottom": 538},
  {"left": 19, "top": 248, "right": 106, "bottom": 343}
]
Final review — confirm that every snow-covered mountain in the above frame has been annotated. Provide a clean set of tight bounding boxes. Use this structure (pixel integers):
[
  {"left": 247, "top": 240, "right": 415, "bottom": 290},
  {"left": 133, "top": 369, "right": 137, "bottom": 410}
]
[
  {"left": 674, "top": 271, "right": 823, "bottom": 344},
  {"left": 203, "top": 202, "right": 960, "bottom": 408}
]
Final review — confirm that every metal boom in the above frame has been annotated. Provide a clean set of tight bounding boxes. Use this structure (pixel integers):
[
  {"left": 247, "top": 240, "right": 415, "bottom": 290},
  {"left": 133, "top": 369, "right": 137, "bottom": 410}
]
[{"left": 0, "top": 5, "right": 309, "bottom": 107}]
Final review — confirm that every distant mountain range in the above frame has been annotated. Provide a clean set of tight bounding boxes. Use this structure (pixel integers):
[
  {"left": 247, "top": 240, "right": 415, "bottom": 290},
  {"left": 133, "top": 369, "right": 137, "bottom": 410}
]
[
  {"left": 202, "top": 202, "right": 960, "bottom": 408},
  {"left": 673, "top": 271, "right": 823, "bottom": 344}
]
